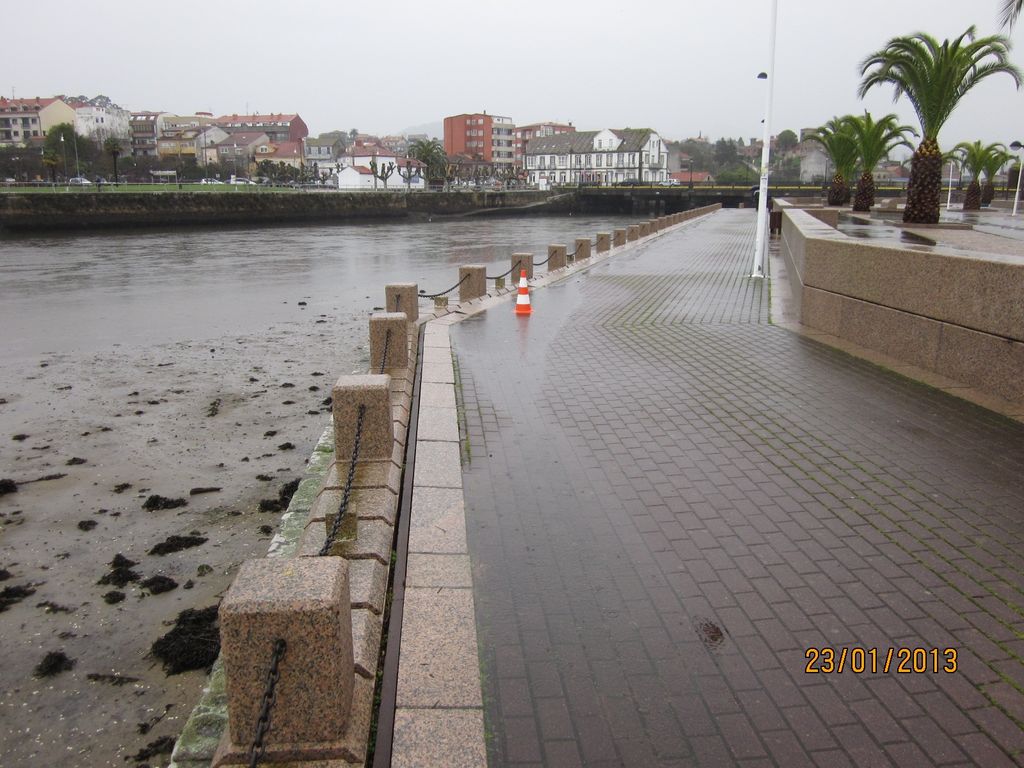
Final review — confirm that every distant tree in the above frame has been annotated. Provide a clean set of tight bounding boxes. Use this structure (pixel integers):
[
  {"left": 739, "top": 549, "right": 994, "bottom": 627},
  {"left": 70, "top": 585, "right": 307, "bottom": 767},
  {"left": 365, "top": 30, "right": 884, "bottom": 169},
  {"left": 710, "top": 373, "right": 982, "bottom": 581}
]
[
  {"left": 980, "top": 145, "right": 1012, "bottom": 205},
  {"left": 349, "top": 128, "right": 359, "bottom": 142},
  {"left": 955, "top": 141, "right": 1008, "bottom": 210},
  {"left": 369, "top": 158, "right": 395, "bottom": 190},
  {"left": 407, "top": 138, "right": 447, "bottom": 184},
  {"left": 776, "top": 129, "right": 799, "bottom": 152},
  {"left": 716, "top": 163, "right": 757, "bottom": 184},
  {"left": 44, "top": 123, "right": 96, "bottom": 174},
  {"left": 713, "top": 138, "right": 738, "bottom": 169},
  {"left": 103, "top": 137, "right": 123, "bottom": 183},
  {"left": 677, "top": 139, "right": 714, "bottom": 172},
  {"left": 42, "top": 149, "right": 60, "bottom": 182},
  {"left": 842, "top": 112, "right": 917, "bottom": 210},
  {"left": 806, "top": 117, "right": 859, "bottom": 206}
]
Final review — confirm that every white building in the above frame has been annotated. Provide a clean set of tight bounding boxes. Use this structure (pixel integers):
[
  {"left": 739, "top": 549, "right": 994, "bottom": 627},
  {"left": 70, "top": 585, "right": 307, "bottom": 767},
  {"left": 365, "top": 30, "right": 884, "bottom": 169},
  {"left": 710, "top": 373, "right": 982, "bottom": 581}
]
[
  {"left": 73, "top": 104, "right": 131, "bottom": 142},
  {"left": 524, "top": 128, "right": 668, "bottom": 187},
  {"left": 797, "top": 143, "right": 829, "bottom": 183},
  {"left": 334, "top": 158, "right": 426, "bottom": 191}
]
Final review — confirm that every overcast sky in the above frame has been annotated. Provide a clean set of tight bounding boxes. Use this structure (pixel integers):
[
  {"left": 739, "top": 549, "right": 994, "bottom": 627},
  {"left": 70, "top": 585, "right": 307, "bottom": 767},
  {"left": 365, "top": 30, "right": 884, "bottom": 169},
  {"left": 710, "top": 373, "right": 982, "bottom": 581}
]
[{"left": 3, "top": 0, "right": 1022, "bottom": 153}]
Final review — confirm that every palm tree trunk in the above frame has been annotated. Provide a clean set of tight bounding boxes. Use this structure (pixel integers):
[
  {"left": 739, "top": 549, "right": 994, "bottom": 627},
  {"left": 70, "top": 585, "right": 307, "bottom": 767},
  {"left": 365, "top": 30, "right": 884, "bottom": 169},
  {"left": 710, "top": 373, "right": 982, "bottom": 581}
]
[
  {"left": 112, "top": 153, "right": 119, "bottom": 184},
  {"left": 903, "top": 138, "right": 942, "bottom": 224},
  {"left": 853, "top": 172, "right": 874, "bottom": 211},
  {"left": 981, "top": 181, "right": 996, "bottom": 206},
  {"left": 827, "top": 173, "right": 846, "bottom": 206},
  {"left": 963, "top": 180, "right": 982, "bottom": 210}
]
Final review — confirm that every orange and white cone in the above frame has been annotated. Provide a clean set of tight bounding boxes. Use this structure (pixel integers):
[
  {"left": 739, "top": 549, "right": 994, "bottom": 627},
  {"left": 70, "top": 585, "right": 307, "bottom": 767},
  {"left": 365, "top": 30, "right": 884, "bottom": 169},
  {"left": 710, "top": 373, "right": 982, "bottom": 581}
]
[{"left": 514, "top": 269, "right": 532, "bottom": 315}]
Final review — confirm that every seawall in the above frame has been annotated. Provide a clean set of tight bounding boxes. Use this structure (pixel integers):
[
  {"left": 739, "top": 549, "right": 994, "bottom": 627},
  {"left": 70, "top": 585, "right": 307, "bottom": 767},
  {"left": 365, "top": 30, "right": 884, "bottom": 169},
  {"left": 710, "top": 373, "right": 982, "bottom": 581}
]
[{"left": 0, "top": 190, "right": 558, "bottom": 232}]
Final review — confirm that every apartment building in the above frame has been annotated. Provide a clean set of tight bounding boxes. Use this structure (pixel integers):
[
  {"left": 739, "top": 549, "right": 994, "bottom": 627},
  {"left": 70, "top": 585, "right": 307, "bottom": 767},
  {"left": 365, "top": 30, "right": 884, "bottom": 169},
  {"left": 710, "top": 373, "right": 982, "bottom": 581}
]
[
  {"left": 129, "top": 111, "right": 172, "bottom": 156},
  {"left": 443, "top": 112, "right": 516, "bottom": 167},
  {"left": 514, "top": 122, "right": 574, "bottom": 167},
  {"left": 524, "top": 128, "right": 668, "bottom": 187},
  {"left": 0, "top": 97, "right": 75, "bottom": 146},
  {"left": 214, "top": 113, "right": 309, "bottom": 143}
]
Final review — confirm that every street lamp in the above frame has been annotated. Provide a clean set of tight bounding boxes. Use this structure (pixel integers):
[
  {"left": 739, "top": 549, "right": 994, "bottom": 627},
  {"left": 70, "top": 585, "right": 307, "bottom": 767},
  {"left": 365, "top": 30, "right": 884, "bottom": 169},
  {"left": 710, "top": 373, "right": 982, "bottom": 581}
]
[
  {"left": 1010, "top": 141, "right": 1023, "bottom": 216},
  {"left": 60, "top": 133, "right": 68, "bottom": 187},
  {"left": 751, "top": 0, "right": 778, "bottom": 279}
]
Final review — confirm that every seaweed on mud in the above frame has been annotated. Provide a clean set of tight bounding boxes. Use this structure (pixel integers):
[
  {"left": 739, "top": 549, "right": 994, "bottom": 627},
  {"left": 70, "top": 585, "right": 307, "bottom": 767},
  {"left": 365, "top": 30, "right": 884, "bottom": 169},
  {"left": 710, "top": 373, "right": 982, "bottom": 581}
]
[
  {"left": 140, "top": 575, "right": 178, "bottom": 594},
  {"left": 113, "top": 483, "right": 132, "bottom": 494},
  {"left": 151, "top": 605, "right": 219, "bottom": 675},
  {"left": 37, "top": 601, "right": 76, "bottom": 614},
  {"left": 98, "top": 554, "right": 140, "bottom": 587},
  {"left": 148, "top": 535, "right": 207, "bottom": 556},
  {"left": 188, "top": 487, "right": 221, "bottom": 496},
  {"left": 65, "top": 457, "right": 87, "bottom": 466},
  {"left": 78, "top": 519, "right": 98, "bottom": 531},
  {"left": 258, "top": 478, "right": 301, "bottom": 513},
  {"left": 34, "top": 650, "right": 75, "bottom": 677},
  {"left": 126, "top": 735, "right": 175, "bottom": 761},
  {"left": 1, "top": 583, "right": 36, "bottom": 611},
  {"left": 103, "top": 591, "right": 126, "bottom": 604},
  {"left": 143, "top": 495, "right": 187, "bottom": 511},
  {"left": 0, "top": 479, "right": 17, "bottom": 496}
]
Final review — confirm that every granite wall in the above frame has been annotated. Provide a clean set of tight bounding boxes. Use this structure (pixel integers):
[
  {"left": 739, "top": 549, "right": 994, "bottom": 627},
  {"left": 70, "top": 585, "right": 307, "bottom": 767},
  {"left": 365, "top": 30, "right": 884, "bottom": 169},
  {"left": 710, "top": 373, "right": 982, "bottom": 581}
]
[{"left": 780, "top": 207, "right": 1024, "bottom": 404}]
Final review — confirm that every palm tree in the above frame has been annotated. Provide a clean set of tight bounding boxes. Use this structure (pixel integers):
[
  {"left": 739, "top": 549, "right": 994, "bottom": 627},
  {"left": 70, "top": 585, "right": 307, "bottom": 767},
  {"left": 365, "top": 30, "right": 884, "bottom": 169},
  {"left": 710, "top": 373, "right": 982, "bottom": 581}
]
[
  {"left": 1000, "top": 0, "right": 1021, "bottom": 29},
  {"left": 407, "top": 138, "right": 447, "bottom": 186},
  {"left": 955, "top": 141, "right": 1008, "bottom": 210},
  {"left": 806, "top": 117, "right": 859, "bottom": 206},
  {"left": 980, "top": 146, "right": 1012, "bottom": 206},
  {"left": 103, "top": 137, "right": 123, "bottom": 183},
  {"left": 858, "top": 27, "right": 1022, "bottom": 224},
  {"left": 842, "top": 112, "right": 917, "bottom": 212}
]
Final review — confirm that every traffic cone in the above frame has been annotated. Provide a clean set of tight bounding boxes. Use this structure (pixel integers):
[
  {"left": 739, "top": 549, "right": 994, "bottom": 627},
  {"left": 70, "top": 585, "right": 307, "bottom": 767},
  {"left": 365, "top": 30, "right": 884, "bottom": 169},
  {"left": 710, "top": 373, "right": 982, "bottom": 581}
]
[{"left": 514, "top": 269, "right": 532, "bottom": 315}]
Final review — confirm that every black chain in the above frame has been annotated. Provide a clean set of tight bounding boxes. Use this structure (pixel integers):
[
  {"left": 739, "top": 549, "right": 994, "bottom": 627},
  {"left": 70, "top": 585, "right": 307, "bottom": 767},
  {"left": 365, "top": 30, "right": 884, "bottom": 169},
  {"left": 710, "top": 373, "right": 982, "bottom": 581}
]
[
  {"left": 419, "top": 272, "right": 470, "bottom": 299},
  {"left": 248, "top": 638, "right": 287, "bottom": 768},
  {"left": 379, "top": 328, "right": 391, "bottom": 374},
  {"left": 533, "top": 252, "right": 553, "bottom": 266},
  {"left": 319, "top": 404, "right": 365, "bottom": 556},
  {"left": 485, "top": 264, "right": 517, "bottom": 280}
]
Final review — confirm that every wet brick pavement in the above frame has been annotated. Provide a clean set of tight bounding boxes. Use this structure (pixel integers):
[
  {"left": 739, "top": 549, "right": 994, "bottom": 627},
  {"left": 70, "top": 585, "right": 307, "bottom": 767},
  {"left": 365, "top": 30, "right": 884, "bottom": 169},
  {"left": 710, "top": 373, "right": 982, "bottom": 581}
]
[{"left": 451, "top": 209, "right": 1024, "bottom": 767}]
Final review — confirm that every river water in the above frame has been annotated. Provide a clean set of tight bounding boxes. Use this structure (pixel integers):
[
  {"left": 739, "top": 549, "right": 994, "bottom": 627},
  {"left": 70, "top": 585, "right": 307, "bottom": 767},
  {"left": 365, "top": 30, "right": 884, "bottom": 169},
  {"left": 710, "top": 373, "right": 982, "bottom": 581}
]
[{"left": 0, "top": 213, "right": 632, "bottom": 768}]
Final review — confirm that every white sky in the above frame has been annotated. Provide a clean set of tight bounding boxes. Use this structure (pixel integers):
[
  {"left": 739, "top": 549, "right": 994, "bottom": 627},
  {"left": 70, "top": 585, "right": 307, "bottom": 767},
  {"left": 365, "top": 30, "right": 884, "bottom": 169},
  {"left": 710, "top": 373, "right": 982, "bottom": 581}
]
[{"left": 3, "top": 0, "right": 1022, "bottom": 152}]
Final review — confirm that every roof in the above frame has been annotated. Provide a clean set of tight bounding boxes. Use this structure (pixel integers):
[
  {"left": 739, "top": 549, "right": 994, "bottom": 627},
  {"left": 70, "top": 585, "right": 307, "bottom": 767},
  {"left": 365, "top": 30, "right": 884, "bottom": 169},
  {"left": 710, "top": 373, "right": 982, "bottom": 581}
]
[
  {"left": 343, "top": 165, "right": 374, "bottom": 175},
  {"left": 670, "top": 170, "right": 714, "bottom": 183},
  {"left": 0, "top": 97, "right": 58, "bottom": 110},
  {"left": 267, "top": 141, "right": 303, "bottom": 156},
  {"left": 214, "top": 131, "right": 269, "bottom": 147},
  {"left": 525, "top": 128, "right": 655, "bottom": 155},
  {"left": 215, "top": 113, "right": 299, "bottom": 123}
]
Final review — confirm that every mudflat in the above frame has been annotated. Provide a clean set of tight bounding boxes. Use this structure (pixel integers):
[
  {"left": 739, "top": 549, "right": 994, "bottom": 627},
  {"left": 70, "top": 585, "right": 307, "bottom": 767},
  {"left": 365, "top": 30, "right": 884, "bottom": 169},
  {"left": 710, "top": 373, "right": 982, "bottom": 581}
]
[{"left": 0, "top": 309, "right": 364, "bottom": 767}]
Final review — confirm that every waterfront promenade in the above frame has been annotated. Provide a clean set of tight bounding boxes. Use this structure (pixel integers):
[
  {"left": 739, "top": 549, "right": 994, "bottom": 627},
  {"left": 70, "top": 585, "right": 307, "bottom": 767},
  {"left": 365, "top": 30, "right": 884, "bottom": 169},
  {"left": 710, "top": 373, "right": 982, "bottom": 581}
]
[{"left": 449, "top": 210, "right": 1024, "bottom": 766}]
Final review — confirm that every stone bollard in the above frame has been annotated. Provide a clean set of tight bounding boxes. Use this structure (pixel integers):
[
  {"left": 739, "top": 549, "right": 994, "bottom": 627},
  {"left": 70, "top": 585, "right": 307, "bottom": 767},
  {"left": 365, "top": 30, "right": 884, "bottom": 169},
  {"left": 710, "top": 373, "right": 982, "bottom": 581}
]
[
  {"left": 639, "top": 222, "right": 650, "bottom": 237},
  {"left": 575, "top": 238, "right": 591, "bottom": 261},
  {"left": 613, "top": 229, "right": 626, "bottom": 247},
  {"left": 652, "top": 218, "right": 661, "bottom": 232},
  {"left": 332, "top": 374, "right": 395, "bottom": 462},
  {"left": 511, "top": 253, "right": 534, "bottom": 280},
  {"left": 385, "top": 283, "right": 418, "bottom": 324},
  {"left": 369, "top": 313, "right": 408, "bottom": 372},
  {"left": 434, "top": 296, "right": 449, "bottom": 310},
  {"left": 547, "top": 244, "right": 567, "bottom": 271},
  {"left": 596, "top": 233, "right": 611, "bottom": 253},
  {"left": 458, "top": 265, "right": 486, "bottom": 303},
  {"left": 217, "top": 557, "right": 354, "bottom": 761},
  {"left": 627, "top": 225, "right": 639, "bottom": 242},
  {"left": 494, "top": 276, "right": 505, "bottom": 290}
]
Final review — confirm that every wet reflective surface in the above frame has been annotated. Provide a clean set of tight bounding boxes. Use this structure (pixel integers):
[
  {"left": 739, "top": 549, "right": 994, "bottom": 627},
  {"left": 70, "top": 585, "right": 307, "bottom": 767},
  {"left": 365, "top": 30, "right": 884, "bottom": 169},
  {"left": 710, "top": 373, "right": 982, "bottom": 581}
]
[{"left": 0, "top": 215, "right": 633, "bottom": 362}]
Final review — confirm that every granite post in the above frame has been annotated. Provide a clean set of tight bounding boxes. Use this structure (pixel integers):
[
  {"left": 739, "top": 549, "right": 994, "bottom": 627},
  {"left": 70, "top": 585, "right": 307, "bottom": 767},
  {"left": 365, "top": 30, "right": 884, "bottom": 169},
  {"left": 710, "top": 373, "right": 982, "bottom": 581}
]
[
  {"left": 596, "top": 233, "right": 611, "bottom": 253},
  {"left": 574, "top": 238, "right": 591, "bottom": 260},
  {"left": 547, "top": 244, "right": 567, "bottom": 271},
  {"left": 511, "top": 253, "right": 534, "bottom": 280},
  {"left": 369, "top": 312, "right": 409, "bottom": 372},
  {"left": 458, "top": 265, "right": 486, "bottom": 303},
  {"left": 385, "top": 283, "right": 418, "bottom": 324}
]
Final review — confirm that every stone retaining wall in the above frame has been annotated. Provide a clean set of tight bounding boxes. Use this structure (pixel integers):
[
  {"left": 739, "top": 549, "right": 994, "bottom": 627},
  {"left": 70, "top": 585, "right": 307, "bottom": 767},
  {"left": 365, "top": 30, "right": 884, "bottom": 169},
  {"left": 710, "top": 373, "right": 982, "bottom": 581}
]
[
  {"left": 780, "top": 207, "right": 1024, "bottom": 404},
  {"left": 0, "top": 190, "right": 555, "bottom": 231}
]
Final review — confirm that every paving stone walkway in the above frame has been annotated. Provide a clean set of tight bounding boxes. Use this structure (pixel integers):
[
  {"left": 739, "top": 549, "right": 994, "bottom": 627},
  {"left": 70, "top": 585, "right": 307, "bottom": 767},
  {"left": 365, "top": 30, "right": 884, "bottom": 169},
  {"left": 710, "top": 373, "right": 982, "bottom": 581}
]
[{"left": 451, "top": 209, "right": 1024, "bottom": 767}]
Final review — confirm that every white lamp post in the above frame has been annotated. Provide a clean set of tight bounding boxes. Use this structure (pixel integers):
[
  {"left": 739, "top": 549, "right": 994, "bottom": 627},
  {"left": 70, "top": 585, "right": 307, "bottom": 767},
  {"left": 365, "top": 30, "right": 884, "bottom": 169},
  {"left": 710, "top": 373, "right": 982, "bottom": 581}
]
[
  {"left": 1011, "top": 141, "right": 1023, "bottom": 216},
  {"left": 751, "top": 0, "right": 779, "bottom": 278}
]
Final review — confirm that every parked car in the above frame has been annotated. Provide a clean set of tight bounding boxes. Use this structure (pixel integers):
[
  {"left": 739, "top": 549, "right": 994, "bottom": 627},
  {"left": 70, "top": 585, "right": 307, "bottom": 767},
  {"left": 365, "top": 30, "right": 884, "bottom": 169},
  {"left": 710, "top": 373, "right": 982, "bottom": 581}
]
[
  {"left": 230, "top": 178, "right": 255, "bottom": 185},
  {"left": 659, "top": 179, "right": 681, "bottom": 186},
  {"left": 200, "top": 178, "right": 224, "bottom": 185},
  {"left": 68, "top": 177, "right": 92, "bottom": 185},
  {"left": 613, "top": 180, "right": 641, "bottom": 187}
]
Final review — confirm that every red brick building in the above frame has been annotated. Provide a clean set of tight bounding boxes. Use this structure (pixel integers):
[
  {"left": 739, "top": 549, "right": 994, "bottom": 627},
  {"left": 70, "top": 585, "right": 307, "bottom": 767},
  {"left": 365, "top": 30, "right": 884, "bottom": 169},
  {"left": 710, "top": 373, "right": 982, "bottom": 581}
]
[
  {"left": 443, "top": 112, "right": 515, "bottom": 168},
  {"left": 514, "top": 122, "right": 574, "bottom": 167},
  {"left": 214, "top": 113, "right": 308, "bottom": 144}
]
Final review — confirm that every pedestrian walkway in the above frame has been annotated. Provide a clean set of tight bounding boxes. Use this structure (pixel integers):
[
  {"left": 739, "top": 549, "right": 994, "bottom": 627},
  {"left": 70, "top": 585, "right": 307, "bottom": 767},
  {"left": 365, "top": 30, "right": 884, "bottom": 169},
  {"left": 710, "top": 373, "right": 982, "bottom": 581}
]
[{"left": 451, "top": 209, "right": 1024, "bottom": 767}]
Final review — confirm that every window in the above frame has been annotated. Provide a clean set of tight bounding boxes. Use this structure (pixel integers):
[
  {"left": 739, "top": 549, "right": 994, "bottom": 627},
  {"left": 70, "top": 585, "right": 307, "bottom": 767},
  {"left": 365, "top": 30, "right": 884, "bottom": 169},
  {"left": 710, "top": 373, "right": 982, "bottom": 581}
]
[
  {"left": 596, "top": 155, "right": 602, "bottom": 167},
  {"left": 585, "top": 154, "right": 591, "bottom": 166},
  {"left": 549, "top": 155, "right": 555, "bottom": 167}
]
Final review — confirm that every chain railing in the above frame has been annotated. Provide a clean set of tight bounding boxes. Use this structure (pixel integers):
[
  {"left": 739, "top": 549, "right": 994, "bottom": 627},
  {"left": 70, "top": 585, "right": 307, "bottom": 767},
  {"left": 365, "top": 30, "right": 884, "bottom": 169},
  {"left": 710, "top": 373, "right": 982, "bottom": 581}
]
[
  {"left": 485, "top": 264, "right": 518, "bottom": 280},
  {"left": 248, "top": 638, "right": 288, "bottom": 768},
  {"left": 319, "top": 404, "right": 366, "bottom": 556},
  {"left": 379, "top": 329, "right": 391, "bottom": 374},
  {"left": 418, "top": 273, "right": 470, "bottom": 299}
]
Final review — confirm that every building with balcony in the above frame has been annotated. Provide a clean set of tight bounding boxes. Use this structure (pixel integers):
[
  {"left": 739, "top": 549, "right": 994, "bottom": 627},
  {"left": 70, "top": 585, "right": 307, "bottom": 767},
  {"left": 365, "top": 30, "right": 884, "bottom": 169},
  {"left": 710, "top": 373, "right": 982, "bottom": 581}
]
[
  {"left": 0, "top": 97, "right": 75, "bottom": 146},
  {"left": 72, "top": 103, "right": 131, "bottom": 142},
  {"left": 304, "top": 136, "right": 344, "bottom": 172},
  {"left": 214, "top": 113, "right": 308, "bottom": 144},
  {"left": 254, "top": 141, "right": 304, "bottom": 171},
  {"left": 443, "top": 112, "right": 516, "bottom": 167},
  {"left": 514, "top": 122, "right": 574, "bottom": 167},
  {"left": 130, "top": 111, "right": 172, "bottom": 157},
  {"left": 524, "top": 128, "right": 668, "bottom": 187}
]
